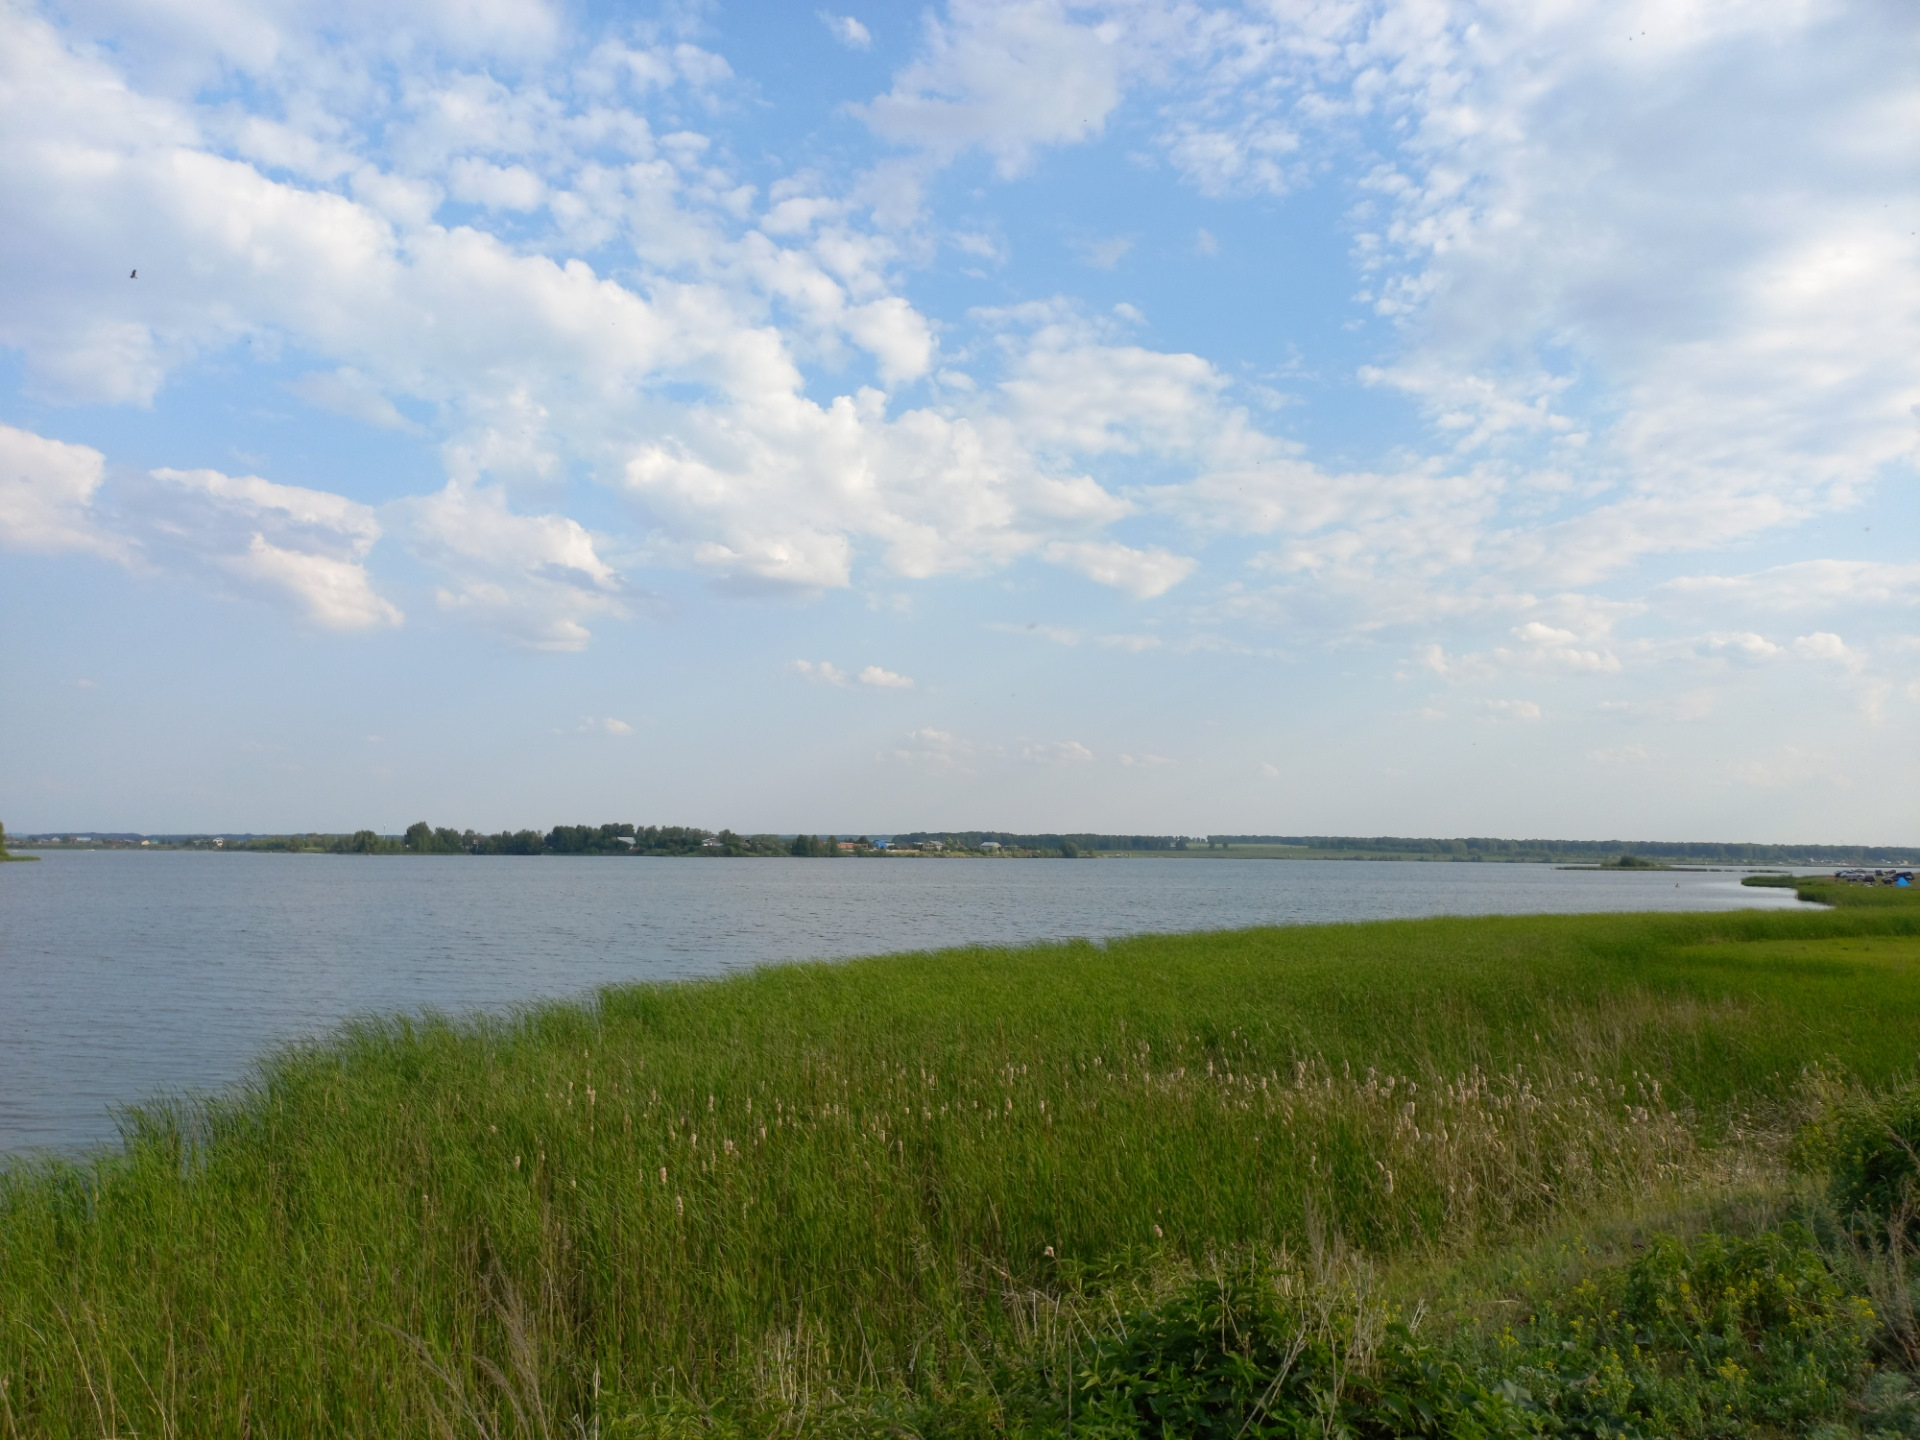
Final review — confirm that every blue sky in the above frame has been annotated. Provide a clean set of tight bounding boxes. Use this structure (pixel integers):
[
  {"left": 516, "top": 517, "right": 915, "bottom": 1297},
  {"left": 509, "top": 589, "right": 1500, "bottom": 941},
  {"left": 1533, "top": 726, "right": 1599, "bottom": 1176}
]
[{"left": 1, "top": 0, "right": 1914, "bottom": 841}]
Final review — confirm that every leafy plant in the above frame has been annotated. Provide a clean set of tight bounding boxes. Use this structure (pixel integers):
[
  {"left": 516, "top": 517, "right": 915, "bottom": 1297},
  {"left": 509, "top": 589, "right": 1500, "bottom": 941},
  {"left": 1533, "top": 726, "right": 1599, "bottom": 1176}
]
[
  {"left": 1501, "top": 1225, "right": 1875, "bottom": 1438},
  {"left": 1805, "top": 1083, "right": 1920, "bottom": 1235}
]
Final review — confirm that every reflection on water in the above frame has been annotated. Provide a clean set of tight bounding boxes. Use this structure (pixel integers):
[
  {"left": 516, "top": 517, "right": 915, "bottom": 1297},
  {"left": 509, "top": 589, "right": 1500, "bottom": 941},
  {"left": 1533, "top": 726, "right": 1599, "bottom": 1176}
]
[{"left": 0, "top": 852, "right": 1804, "bottom": 1153}]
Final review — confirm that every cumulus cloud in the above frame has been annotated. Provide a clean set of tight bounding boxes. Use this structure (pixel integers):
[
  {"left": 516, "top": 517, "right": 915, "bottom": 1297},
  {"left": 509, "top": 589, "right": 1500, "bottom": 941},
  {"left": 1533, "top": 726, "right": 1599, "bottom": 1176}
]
[
  {"left": 820, "top": 13, "right": 872, "bottom": 50},
  {"left": 856, "top": 0, "right": 1124, "bottom": 176},
  {"left": 446, "top": 158, "right": 545, "bottom": 212},
  {"left": 1659, "top": 561, "right": 1920, "bottom": 615},
  {"left": 1793, "top": 631, "right": 1852, "bottom": 662},
  {"left": 1019, "top": 738, "right": 1094, "bottom": 764},
  {"left": 1494, "top": 622, "right": 1620, "bottom": 674},
  {"left": 0, "top": 422, "right": 403, "bottom": 627},
  {"left": 289, "top": 368, "right": 417, "bottom": 432},
  {"left": 0, "top": 424, "right": 119, "bottom": 558},
  {"left": 137, "top": 467, "right": 402, "bottom": 630},
  {"left": 790, "top": 660, "right": 912, "bottom": 688},
  {"left": 3, "top": 0, "right": 1911, "bottom": 722},
  {"left": 1041, "top": 540, "right": 1195, "bottom": 598},
  {"left": 1700, "top": 632, "right": 1783, "bottom": 662},
  {"left": 395, "top": 481, "right": 620, "bottom": 650},
  {"left": 789, "top": 659, "right": 850, "bottom": 685},
  {"left": 891, "top": 726, "right": 990, "bottom": 771},
  {"left": 1484, "top": 699, "right": 1542, "bottom": 722},
  {"left": 1069, "top": 235, "right": 1133, "bottom": 270}
]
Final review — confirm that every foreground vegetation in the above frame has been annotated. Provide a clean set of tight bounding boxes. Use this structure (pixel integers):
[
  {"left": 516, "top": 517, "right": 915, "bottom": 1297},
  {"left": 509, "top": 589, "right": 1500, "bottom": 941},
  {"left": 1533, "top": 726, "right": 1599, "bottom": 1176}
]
[{"left": 4, "top": 900, "right": 1920, "bottom": 1436}]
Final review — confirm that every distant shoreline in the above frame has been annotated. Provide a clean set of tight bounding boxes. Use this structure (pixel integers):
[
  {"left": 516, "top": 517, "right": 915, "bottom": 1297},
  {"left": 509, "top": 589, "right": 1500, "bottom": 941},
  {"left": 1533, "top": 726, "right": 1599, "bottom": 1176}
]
[{"left": 11, "top": 833, "right": 1913, "bottom": 868}]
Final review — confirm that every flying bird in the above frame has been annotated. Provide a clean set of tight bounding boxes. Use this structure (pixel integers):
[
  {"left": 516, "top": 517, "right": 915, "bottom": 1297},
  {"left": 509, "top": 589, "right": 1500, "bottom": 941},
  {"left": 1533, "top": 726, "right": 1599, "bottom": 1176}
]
[{"left": 129, "top": 269, "right": 137, "bottom": 279}]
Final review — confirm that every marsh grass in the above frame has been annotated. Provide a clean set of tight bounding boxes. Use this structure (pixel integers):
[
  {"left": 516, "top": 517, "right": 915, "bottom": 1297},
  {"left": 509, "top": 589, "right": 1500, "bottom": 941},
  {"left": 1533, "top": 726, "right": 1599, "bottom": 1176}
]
[{"left": 2, "top": 905, "right": 1918, "bottom": 1436}]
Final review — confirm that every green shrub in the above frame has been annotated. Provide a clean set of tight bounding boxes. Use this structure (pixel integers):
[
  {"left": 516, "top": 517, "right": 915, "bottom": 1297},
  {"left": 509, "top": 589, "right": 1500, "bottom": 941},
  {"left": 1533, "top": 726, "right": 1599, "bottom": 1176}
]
[
  {"left": 1007, "top": 1264, "right": 1533, "bottom": 1439},
  {"left": 1810, "top": 1085, "right": 1920, "bottom": 1233},
  {"left": 1504, "top": 1225, "right": 1875, "bottom": 1437}
]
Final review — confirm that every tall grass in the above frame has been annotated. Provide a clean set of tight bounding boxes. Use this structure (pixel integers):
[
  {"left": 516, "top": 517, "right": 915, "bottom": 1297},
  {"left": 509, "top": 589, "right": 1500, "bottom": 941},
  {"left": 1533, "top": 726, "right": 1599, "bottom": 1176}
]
[{"left": 1, "top": 905, "right": 1916, "bottom": 1435}]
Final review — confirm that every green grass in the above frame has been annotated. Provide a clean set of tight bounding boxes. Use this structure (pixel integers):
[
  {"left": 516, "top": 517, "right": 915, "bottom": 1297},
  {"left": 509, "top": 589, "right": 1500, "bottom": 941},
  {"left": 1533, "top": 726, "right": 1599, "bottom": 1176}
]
[
  {"left": 1742, "top": 873, "right": 1920, "bottom": 908},
  {"left": 3, "top": 903, "right": 1920, "bottom": 1436}
]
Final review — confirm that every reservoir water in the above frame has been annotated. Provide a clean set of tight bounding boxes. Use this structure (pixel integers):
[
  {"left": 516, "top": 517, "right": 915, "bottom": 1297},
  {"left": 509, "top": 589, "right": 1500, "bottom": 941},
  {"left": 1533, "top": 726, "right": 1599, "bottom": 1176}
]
[{"left": 1, "top": 851, "right": 1807, "bottom": 1154}]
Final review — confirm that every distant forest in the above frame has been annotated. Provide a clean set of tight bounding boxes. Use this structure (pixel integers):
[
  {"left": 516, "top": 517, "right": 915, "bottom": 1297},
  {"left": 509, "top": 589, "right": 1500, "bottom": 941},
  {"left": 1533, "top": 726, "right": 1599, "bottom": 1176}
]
[
  {"left": 1202, "top": 835, "right": 1917, "bottom": 864},
  {"left": 13, "top": 827, "right": 1914, "bottom": 865},
  {"left": 236, "top": 824, "right": 849, "bottom": 857}
]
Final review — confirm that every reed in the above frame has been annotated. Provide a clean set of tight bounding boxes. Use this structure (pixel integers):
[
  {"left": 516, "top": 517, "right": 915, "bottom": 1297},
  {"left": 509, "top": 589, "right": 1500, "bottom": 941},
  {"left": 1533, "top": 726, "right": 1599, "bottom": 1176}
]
[{"left": 1, "top": 904, "right": 1916, "bottom": 1436}]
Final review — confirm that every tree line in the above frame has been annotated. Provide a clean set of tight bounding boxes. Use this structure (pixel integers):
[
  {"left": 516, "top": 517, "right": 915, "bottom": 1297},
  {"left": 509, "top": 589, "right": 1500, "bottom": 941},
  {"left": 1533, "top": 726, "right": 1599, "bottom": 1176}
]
[
  {"left": 892, "top": 832, "right": 1194, "bottom": 853},
  {"left": 1206, "top": 835, "right": 1916, "bottom": 864},
  {"left": 210, "top": 825, "right": 877, "bottom": 857}
]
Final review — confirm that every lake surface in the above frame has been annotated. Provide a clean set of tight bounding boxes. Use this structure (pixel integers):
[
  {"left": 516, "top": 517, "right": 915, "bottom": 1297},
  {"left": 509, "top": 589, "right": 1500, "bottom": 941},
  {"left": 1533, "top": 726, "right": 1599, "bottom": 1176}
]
[{"left": 1, "top": 852, "right": 1807, "bottom": 1155}]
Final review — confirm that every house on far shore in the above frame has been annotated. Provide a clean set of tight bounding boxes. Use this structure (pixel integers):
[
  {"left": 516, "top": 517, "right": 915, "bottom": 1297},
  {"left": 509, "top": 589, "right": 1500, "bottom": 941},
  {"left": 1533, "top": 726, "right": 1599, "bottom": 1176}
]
[
  {"left": 922, "top": 840, "right": 944, "bottom": 850},
  {"left": 979, "top": 841, "right": 1001, "bottom": 851}
]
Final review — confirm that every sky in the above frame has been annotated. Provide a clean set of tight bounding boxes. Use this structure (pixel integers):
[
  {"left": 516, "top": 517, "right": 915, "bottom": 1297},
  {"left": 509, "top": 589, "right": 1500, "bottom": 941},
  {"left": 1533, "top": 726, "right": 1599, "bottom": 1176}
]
[{"left": 0, "top": 0, "right": 1915, "bottom": 842}]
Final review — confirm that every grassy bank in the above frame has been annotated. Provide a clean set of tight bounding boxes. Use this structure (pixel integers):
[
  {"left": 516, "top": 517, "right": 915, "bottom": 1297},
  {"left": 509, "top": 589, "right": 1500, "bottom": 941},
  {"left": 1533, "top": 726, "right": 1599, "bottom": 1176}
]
[{"left": 4, "top": 902, "right": 1920, "bottom": 1436}]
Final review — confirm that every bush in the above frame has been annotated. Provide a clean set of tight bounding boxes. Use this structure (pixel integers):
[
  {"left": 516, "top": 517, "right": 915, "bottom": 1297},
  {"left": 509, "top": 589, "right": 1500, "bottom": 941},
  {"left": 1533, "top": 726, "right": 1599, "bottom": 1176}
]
[
  {"left": 1505, "top": 1225, "right": 1875, "bottom": 1438},
  {"left": 1806, "top": 1083, "right": 1920, "bottom": 1233},
  {"left": 1055, "top": 1268, "right": 1530, "bottom": 1439}
]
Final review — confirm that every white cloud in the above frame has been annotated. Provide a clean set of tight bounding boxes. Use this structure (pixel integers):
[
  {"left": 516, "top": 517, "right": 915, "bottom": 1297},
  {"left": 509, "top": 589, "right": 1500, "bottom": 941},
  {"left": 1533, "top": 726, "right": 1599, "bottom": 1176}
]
[
  {"left": 289, "top": 368, "right": 417, "bottom": 432},
  {"left": 792, "top": 659, "right": 913, "bottom": 689},
  {"left": 991, "top": 620, "right": 1082, "bottom": 645},
  {"left": 790, "top": 659, "right": 849, "bottom": 685},
  {"left": 1659, "top": 561, "right": 1920, "bottom": 615},
  {"left": 892, "top": 726, "right": 991, "bottom": 771},
  {"left": 139, "top": 466, "right": 401, "bottom": 630},
  {"left": 856, "top": 0, "right": 1124, "bottom": 176},
  {"left": 1041, "top": 540, "right": 1194, "bottom": 599},
  {"left": 1355, "top": 0, "right": 1917, "bottom": 580},
  {"left": 0, "top": 11, "right": 1321, "bottom": 640},
  {"left": 446, "top": 158, "right": 545, "bottom": 212},
  {"left": 1484, "top": 699, "right": 1542, "bottom": 722},
  {"left": 396, "top": 481, "right": 619, "bottom": 650},
  {"left": 0, "top": 423, "right": 403, "bottom": 627},
  {"left": 1118, "top": 752, "right": 1173, "bottom": 768},
  {"left": 1700, "top": 632, "right": 1783, "bottom": 661},
  {"left": 0, "top": 424, "right": 119, "bottom": 558},
  {"left": 1019, "top": 738, "right": 1094, "bottom": 764},
  {"left": 820, "top": 13, "right": 872, "bottom": 51},
  {"left": 5, "top": 0, "right": 1912, "bottom": 769},
  {"left": 1069, "top": 235, "right": 1133, "bottom": 270},
  {"left": 1793, "top": 631, "right": 1851, "bottom": 662},
  {"left": 1494, "top": 622, "right": 1620, "bottom": 674}
]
